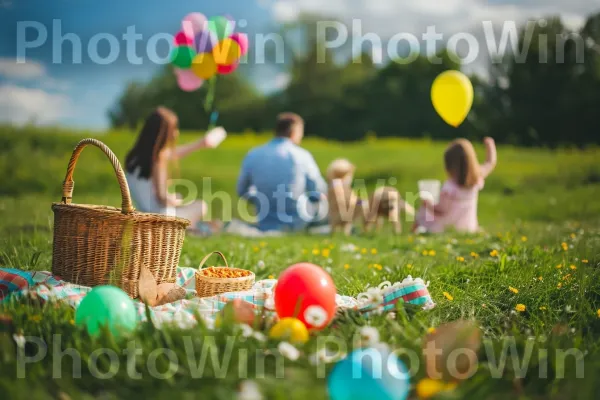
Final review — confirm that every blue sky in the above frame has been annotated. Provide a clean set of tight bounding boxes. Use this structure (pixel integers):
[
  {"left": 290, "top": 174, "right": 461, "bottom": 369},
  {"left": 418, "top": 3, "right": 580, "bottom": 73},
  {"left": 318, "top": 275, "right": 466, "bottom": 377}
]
[{"left": 0, "top": 0, "right": 598, "bottom": 129}]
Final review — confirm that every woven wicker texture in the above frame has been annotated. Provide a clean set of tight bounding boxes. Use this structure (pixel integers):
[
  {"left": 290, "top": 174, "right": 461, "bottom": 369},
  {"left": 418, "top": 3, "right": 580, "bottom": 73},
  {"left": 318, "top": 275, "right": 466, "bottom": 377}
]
[
  {"left": 195, "top": 251, "right": 255, "bottom": 297},
  {"left": 51, "top": 138, "right": 190, "bottom": 298}
]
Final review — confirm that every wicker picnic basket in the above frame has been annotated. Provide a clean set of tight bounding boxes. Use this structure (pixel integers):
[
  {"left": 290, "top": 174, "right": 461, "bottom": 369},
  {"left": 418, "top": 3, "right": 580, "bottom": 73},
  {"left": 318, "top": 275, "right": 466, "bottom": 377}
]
[
  {"left": 195, "top": 251, "right": 255, "bottom": 297},
  {"left": 51, "top": 138, "right": 190, "bottom": 298}
]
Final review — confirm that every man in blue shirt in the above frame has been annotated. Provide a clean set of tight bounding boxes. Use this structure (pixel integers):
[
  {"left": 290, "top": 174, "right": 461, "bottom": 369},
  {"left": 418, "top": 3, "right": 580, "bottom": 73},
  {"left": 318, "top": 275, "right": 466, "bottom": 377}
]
[{"left": 236, "top": 113, "right": 328, "bottom": 232}]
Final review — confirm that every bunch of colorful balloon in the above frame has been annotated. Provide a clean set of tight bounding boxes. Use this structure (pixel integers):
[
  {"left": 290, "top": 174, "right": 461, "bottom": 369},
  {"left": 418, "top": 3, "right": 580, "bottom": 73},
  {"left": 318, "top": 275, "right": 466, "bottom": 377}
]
[{"left": 170, "top": 13, "right": 249, "bottom": 92}]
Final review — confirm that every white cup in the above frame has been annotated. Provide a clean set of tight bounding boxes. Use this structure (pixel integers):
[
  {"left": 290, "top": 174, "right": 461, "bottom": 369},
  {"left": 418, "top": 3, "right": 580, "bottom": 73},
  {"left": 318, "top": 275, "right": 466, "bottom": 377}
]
[
  {"left": 204, "top": 127, "right": 227, "bottom": 147},
  {"left": 418, "top": 180, "right": 441, "bottom": 204}
]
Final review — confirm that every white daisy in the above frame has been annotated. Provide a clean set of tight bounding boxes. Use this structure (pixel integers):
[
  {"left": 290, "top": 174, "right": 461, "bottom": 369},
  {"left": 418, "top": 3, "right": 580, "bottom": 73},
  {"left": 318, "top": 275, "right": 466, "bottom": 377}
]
[
  {"left": 340, "top": 243, "right": 357, "bottom": 252},
  {"left": 252, "top": 332, "right": 267, "bottom": 342},
  {"left": 359, "top": 326, "right": 380, "bottom": 347},
  {"left": 257, "top": 260, "right": 266, "bottom": 269},
  {"left": 304, "top": 305, "right": 328, "bottom": 328},
  {"left": 278, "top": 342, "right": 300, "bottom": 361},
  {"left": 237, "top": 380, "right": 263, "bottom": 400},
  {"left": 240, "top": 324, "right": 254, "bottom": 338},
  {"left": 13, "top": 333, "right": 25, "bottom": 349},
  {"left": 308, "top": 348, "right": 329, "bottom": 366},
  {"left": 366, "top": 287, "right": 384, "bottom": 304}
]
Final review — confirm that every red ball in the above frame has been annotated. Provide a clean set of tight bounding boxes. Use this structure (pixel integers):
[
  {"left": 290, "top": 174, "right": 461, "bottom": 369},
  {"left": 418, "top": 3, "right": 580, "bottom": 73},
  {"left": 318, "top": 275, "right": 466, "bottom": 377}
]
[{"left": 274, "top": 263, "right": 337, "bottom": 330}]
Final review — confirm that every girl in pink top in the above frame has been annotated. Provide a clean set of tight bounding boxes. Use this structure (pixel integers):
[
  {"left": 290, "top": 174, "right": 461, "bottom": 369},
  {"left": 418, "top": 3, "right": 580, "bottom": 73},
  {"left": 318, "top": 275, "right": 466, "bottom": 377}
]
[{"left": 414, "top": 137, "right": 497, "bottom": 233}]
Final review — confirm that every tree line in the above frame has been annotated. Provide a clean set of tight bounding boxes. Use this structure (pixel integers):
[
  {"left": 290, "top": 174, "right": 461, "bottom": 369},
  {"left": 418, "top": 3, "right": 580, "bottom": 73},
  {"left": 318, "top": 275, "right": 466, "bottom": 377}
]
[{"left": 109, "top": 14, "right": 600, "bottom": 147}]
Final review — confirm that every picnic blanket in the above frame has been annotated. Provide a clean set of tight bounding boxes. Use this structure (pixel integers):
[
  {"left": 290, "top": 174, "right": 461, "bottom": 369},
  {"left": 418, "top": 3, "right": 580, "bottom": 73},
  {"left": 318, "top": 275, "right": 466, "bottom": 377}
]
[{"left": 0, "top": 267, "right": 435, "bottom": 329}]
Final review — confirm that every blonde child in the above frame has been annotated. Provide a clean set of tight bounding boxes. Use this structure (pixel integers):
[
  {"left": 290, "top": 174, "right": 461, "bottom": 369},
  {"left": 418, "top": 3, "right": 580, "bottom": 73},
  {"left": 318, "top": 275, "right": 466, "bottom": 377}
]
[{"left": 414, "top": 137, "right": 497, "bottom": 233}]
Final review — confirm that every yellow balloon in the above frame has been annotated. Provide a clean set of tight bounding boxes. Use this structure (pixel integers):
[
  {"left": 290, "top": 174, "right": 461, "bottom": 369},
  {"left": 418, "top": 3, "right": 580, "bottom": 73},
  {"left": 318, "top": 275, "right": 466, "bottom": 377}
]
[
  {"left": 431, "top": 70, "right": 473, "bottom": 128},
  {"left": 269, "top": 317, "right": 309, "bottom": 344},
  {"left": 212, "top": 38, "right": 241, "bottom": 66},
  {"left": 191, "top": 53, "right": 217, "bottom": 79}
]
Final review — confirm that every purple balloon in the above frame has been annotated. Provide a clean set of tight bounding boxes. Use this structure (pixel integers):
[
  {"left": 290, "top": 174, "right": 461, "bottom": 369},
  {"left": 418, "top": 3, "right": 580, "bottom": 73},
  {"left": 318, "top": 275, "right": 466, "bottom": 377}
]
[
  {"left": 175, "top": 68, "right": 203, "bottom": 92},
  {"left": 194, "top": 30, "right": 216, "bottom": 53},
  {"left": 181, "top": 13, "right": 207, "bottom": 37}
]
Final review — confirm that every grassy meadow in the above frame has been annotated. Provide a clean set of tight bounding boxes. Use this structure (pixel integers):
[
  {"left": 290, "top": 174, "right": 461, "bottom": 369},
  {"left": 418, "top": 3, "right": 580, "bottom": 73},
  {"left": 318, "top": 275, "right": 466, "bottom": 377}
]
[{"left": 1, "top": 126, "right": 600, "bottom": 399}]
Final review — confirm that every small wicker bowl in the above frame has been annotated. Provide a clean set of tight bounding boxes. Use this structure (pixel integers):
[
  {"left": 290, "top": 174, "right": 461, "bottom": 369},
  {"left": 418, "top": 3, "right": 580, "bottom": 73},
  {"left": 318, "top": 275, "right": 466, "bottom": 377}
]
[{"left": 195, "top": 251, "right": 255, "bottom": 297}]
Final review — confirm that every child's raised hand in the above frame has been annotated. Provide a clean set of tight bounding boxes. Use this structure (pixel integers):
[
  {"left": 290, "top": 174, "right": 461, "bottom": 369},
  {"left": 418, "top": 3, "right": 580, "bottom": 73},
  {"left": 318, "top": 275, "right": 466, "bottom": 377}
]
[{"left": 483, "top": 137, "right": 495, "bottom": 148}]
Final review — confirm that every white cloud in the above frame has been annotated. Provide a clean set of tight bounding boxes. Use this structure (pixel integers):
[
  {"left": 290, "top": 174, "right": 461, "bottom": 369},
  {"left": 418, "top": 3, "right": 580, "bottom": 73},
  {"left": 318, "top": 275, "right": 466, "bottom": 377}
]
[
  {"left": 0, "top": 85, "right": 72, "bottom": 125},
  {"left": 269, "top": 0, "right": 598, "bottom": 38},
  {"left": 272, "top": 1, "right": 300, "bottom": 23},
  {"left": 0, "top": 58, "right": 46, "bottom": 80}
]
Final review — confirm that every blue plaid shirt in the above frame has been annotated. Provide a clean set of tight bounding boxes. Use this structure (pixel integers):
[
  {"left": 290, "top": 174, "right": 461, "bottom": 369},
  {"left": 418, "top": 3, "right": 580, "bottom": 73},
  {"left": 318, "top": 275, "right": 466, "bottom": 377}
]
[{"left": 237, "top": 137, "right": 327, "bottom": 232}]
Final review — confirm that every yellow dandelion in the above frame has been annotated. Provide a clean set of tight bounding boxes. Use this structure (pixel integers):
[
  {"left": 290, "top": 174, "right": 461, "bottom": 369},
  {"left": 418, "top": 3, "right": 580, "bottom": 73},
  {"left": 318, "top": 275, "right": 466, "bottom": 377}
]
[
  {"left": 539, "top": 306, "right": 547, "bottom": 311},
  {"left": 456, "top": 256, "right": 465, "bottom": 262},
  {"left": 259, "top": 241, "right": 267, "bottom": 248},
  {"left": 361, "top": 248, "right": 367, "bottom": 254},
  {"left": 470, "top": 252, "right": 479, "bottom": 258},
  {"left": 268, "top": 275, "right": 275, "bottom": 279},
  {"left": 556, "top": 264, "right": 563, "bottom": 269},
  {"left": 322, "top": 249, "right": 331, "bottom": 258},
  {"left": 312, "top": 249, "right": 320, "bottom": 256},
  {"left": 422, "top": 250, "right": 428, "bottom": 256},
  {"left": 570, "top": 233, "right": 576, "bottom": 239},
  {"left": 490, "top": 250, "right": 499, "bottom": 257},
  {"left": 253, "top": 246, "right": 260, "bottom": 252},
  {"left": 557, "top": 283, "right": 562, "bottom": 289},
  {"left": 69, "top": 319, "right": 75, "bottom": 325},
  {"left": 538, "top": 276, "right": 543, "bottom": 281},
  {"left": 427, "top": 327, "right": 436, "bottom": 334},
  {"left": 515, "top": 304, "right": 526, "bottom": 312},
  {"left": 443, "top": 292, "right": 454, "bottom": 301},
  {"left": 582, "top": 260, "right": 589, "bottom": 264},
  {"left": 521, "top": 236, "right": 528, "bottom": 242},
  {"left": 597, "top": 309, "right": 600, "bottom": 318},
  {"left": 509, "top": 286, "right": 519, "bottom": 294},
  {"left": 416, "top": 379, "right": 454, "bottom": 399},
  {"left": 375, "top": 264, "right": 383, "bottom": 271},
  {"left": 570, "top": 265, "right": 577, "bottom": 270},
  {"left": 428, "top": 250, "right": 436, "bottom": 256},
  {"left": 344, "top": 264, "right": 350, "bottom": 270},
  {"left": 406, "top": 264, "right": 413, "bottom": 269},
  {"left": 561, "top": 242, "right": 568, "bottom": 251},
  {"left": 371, "top": 248, "right": 378, "bottom": 255}
]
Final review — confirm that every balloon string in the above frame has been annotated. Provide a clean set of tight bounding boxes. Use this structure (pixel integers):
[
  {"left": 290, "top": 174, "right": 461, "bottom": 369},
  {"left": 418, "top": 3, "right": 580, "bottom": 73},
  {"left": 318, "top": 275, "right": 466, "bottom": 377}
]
[{"left": 204, "top": 76, "right": 218, "bottom": 130}]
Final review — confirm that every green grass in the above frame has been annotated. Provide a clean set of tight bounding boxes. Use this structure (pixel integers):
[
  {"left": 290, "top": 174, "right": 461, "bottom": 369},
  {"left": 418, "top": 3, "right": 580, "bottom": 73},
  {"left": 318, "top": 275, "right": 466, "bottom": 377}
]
[{"left": 1, "top": 126, "right": 600, "bottom": 399}]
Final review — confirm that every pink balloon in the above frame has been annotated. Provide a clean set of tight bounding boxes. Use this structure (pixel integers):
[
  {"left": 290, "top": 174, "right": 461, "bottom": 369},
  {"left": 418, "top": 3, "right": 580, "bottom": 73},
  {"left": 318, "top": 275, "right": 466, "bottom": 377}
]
[
  {"left": 174, "top": 31, "right": 193, "bottom": 46},
  {"left": 217, "top": 62, "right": 239, "bottom": 75},
  {"left": 181, "top": 13, "right": 207, "bottom": 37},
  {"left": 229, "top": 32, "right": 249, "bottom": 56},
  {"left": 175, "top": 68, "right": 203, "bottom": 92}
]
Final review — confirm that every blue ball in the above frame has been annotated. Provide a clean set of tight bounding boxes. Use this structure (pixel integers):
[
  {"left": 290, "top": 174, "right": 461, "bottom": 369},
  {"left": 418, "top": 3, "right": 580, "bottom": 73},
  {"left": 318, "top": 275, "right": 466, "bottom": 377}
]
[{"left": 327, "top": 347, "right": 410, "bottom": 400}]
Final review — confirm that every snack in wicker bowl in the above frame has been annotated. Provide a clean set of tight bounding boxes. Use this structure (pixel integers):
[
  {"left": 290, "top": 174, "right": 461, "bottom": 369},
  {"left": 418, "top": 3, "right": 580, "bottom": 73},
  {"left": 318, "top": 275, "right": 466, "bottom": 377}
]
[{"left": 195, "top": 252, "right": 255, "bottom": 297}]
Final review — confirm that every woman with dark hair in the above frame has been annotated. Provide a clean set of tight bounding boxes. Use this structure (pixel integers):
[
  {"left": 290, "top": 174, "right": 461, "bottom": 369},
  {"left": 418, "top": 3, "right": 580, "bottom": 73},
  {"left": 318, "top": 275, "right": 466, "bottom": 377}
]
[{"left": 125, "top": 107, "right": 224, "bottom": 234}]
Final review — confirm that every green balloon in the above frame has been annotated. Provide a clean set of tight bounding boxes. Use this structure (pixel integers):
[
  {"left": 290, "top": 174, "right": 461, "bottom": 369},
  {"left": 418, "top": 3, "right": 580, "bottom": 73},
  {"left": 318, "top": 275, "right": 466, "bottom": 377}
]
[
  {"left": 171, "top": 46, "right": 196, "bottom": 69},
  {"left": 207, "top": 16, "right": 234, "bottom": 41},
  {"left": 75, "top": 286, "right": 138, "bottom": 337}
]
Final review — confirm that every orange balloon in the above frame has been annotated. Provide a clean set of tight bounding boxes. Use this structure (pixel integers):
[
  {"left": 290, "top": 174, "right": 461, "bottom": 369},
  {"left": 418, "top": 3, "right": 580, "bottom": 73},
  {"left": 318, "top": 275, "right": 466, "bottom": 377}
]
[
  {"left": 212, "top": 38, "right": 241, "bottom": 66},
  {"left": 191, "top": 53, "right": 217, "bottom": 79},
  {"left": 274, "top": 263, "right": 337, "bottom": 331}
]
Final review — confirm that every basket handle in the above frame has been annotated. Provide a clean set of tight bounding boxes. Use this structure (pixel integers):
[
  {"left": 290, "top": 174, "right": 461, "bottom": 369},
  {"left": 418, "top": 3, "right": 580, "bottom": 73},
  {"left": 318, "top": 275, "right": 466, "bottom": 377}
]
[
  {"left": 62, "top": 138, "right": 134, "bottom": 214},
  {"left": 198, "top": 251, "right": 229, "bottom": 269}
]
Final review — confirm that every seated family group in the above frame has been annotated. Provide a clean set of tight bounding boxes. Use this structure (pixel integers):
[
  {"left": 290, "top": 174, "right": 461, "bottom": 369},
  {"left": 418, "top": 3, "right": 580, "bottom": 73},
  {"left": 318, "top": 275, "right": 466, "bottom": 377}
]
[{"left": 125, "top": 107, "right": 497, "bottom": 236}]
